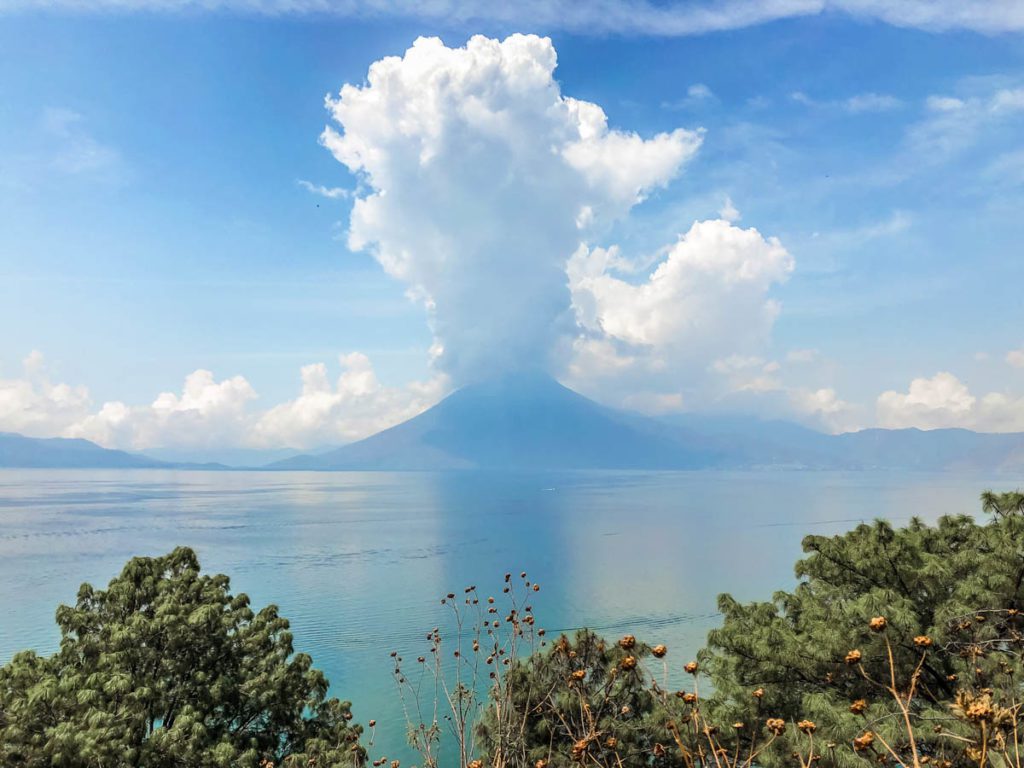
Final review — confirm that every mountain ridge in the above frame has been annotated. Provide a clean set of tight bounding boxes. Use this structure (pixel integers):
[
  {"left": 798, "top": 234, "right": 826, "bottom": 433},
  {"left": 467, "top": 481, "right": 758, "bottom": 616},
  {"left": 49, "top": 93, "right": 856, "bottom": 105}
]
[
  {"left": 0, "top": 432, "right": 226, "bottom": 470},
  {"left": 267, "top": 374, "right": 1024, "bottom": 472},
  {"left": 5, "top": 375, "right": 1024, "bottom": 472}
]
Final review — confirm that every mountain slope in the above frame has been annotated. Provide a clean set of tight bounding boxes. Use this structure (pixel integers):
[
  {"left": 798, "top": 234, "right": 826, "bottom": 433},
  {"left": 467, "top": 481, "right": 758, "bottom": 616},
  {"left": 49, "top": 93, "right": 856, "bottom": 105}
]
[
  {"left": 270, "top": 373, "right": 724, "bottom": 470},
  {"left": 270, "top": 374, "right": 1024, "bottom": 472},
  {"left": 0, "top": 433, "right": 224, "bottom": 469}
]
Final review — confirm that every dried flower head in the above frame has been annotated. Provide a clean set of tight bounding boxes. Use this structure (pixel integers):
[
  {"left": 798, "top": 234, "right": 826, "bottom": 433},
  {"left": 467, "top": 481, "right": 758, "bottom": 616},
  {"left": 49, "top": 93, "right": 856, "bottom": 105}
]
[
  {"left": 854, "top": 732, "right": 875, "bottom": 752},
  {"left": 684, "top": 661, "right": 699, "bottom": 674},
  {"left": 766, "top": 718, "right": 786, "bottom": 735},
  {"left": 733, "top": 722, "right": 746, "bottom": 730},
  {"left": 621, "top": 655, "right": 638, "bottom": 670},
  {"left": 571, "top": 669, "right": 586, "bottom": 681},
  {"left": 619, "top": 635, "right": 636, "bottom": 650},
  {"left": 652, "top": 644, "right": 668, "bottom": 658},
  {"left": 869, "top": 616, "right": 888, "bottom": 632},
  {"left": 571, "top": 739, "right": 589, "bottom": 758},
  {"left": 850, "top": 699, "right": 868, "bottom": 715},
  {"left": 797, "top": 720, "right": 817, "bottom": 734},
  {"left": 683, "top": 692, "right": 697, "bottom": 704},
  {"left": 913, "top": 635, "right": 933, "bottom": 648},
  {"left": 605, "top": 737, "right": 618, "bottom": 749},
  {"left": 845, "top": 649, "right": 862, "bottom": 665},
  {"left": 752, "top": 687, "right": 765, "bottom": 699}
]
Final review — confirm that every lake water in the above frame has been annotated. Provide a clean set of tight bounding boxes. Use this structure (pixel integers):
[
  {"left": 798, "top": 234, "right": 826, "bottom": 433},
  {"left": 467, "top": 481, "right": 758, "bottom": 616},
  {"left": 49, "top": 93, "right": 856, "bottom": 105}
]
[{"left": 0, "top": 469, "right": 1012, "bottom": 761}]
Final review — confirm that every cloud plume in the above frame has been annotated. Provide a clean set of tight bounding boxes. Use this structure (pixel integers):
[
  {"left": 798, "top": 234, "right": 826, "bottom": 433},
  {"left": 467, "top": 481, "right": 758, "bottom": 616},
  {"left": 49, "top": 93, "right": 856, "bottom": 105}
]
[{"left": 321, "top": 34, "right": 701, "bottom": 383}]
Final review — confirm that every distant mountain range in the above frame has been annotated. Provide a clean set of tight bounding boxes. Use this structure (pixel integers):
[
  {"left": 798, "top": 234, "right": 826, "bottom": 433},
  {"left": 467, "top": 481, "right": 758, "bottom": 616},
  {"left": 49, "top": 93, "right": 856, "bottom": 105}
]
[
  {"left": 5, "top": 374, "right": 1024, "bottom": 472},
  {"left": 269, "top": 373, "right": 1024, "bottom": 473},
  {"left": 0, "top": 432, "right": 223, "bottom": 470}
]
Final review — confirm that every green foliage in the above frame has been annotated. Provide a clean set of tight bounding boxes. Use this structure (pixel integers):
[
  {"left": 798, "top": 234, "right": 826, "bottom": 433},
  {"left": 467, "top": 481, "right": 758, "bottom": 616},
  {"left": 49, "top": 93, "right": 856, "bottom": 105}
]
[
  {"left": 702, "top": 492, "right": 1024, "bottom": 768},
  {"left": 476, "top": 629, "right": 683, "bottom": 768},
  {"left": 0, "top": 547, "right": 365, "bottom": 768}
]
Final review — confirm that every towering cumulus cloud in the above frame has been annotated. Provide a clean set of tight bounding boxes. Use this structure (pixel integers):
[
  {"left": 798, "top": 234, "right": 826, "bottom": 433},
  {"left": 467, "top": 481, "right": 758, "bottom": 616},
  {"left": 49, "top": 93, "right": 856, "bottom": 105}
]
[{"left": 322, "top": 34, "right": 702, "bottom": 383}]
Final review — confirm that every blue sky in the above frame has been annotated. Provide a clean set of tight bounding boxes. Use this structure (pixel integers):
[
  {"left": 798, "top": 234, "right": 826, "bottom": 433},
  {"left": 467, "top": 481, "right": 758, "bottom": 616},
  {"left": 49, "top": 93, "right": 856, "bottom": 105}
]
[{"left": 2, "top": 2, "right": 1024, "bottom": 451}]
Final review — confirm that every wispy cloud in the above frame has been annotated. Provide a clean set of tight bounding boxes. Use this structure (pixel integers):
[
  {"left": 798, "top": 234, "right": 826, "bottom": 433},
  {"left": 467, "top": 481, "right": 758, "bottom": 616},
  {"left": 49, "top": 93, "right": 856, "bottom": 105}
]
[
  {"left": 790, "top": 90, "right": 903, "bottom": 113},
  {"left": 297, "top": 179, "right": 350, "bottom": 199},
  {"left": 4, "top": 0, "right": 1024, "bottom": 35},
  {"left": 907, "top": 81, "right": 1024, "bottom": 163},
  {"left": 661, "top": 83, "right": 717, "bottom": 110},
  {"left": 42, "top": 107, "right": 121, "bottom": 175}
]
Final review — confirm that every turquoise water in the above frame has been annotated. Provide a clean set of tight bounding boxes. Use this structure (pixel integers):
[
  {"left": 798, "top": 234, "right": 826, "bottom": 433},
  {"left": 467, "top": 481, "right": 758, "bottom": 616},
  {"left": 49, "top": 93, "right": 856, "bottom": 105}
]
[{"left": 0, "top": 469, "right": 1011, "bottom": 760}]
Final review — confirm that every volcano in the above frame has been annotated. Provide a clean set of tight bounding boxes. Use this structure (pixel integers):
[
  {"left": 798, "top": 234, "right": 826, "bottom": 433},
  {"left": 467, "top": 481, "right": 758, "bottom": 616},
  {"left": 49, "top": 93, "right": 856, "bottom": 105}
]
[
  {"left": 266, "top": 372, "right": 1024, "bottom": 472},
  {"left": 267, "top": 373, "right": 723, "bottom": 470}
]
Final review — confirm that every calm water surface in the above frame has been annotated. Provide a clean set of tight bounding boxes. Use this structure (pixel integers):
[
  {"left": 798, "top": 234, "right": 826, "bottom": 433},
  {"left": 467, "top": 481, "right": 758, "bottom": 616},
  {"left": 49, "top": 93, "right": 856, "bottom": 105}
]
[{"left": 0, "top": 469, "right": 1012, "bottom": 759}]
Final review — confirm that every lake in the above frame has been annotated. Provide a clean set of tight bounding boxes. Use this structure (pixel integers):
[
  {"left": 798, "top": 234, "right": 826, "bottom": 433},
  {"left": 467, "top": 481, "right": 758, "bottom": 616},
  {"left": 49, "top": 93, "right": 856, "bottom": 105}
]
[{"left": 0, "top": 468, "right": 1012, "bottom": 761}]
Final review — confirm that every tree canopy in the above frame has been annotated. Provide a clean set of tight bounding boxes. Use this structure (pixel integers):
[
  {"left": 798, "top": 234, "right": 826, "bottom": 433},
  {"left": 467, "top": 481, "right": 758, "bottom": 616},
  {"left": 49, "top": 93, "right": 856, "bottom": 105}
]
[
  {"left": 702, "top": 492, "right": 1024, "bottom": 768},
  {"left": 0, "top": 547, "right": 365, "bottom": 768}
]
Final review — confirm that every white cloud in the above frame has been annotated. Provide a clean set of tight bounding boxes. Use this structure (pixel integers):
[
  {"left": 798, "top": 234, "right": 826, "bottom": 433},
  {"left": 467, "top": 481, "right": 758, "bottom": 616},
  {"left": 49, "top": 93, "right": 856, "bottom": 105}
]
[
  {"left": 563, "top": 218, "right": 794, "bottom": 410},
  {"left": 718, "top": 195, "right": 741, "bottom": 222},
  {"left": 1, "top": 351, "right": 445, "bottom": 451},
  {"left": 251, "top": 353, "right": 448, "bottom": 448},
  {"left": 909, "top": 82, "right": 1024, "bottom": 163},
  {"left": 7, "top": 1, "right": 1024, "bottom": 35},
  {"left": 297, "top": 179, "right": 350, "bottom": 199},
  {"left": 0, "top": 352, "right": 92, "bottom": 438},
  {"left": 568, "top": 218, "right": 792, "bottom": 352},
  {"left": 876, "top": 371, "right": 1024, "bottom": 432},
  {"left": 1006, "top": 347, "right": 1024, "bottom": 368},
  {"left": 69, "top": 369, "right": 259, "bottom": 449},
  {"left": 926, "top": 95, "right": 966, "bottom": 112},
  {"left": 789, "top": 90, "right": 902, "bottom": 113},
  {"left": 662, "top": 83, "right": 717, "bottom": 110},
  {"left": 41, "top": 107, "right": 120, "bottom": 176},
  {"left": 786, "top": 348, "right": 820, "bottom": 363},
  {"left": 842, "top": 92, "right": 903, "bottom": 113},
  {"left": 321, "top": 34, "right": 701, "bottom": 383},
  {"left": 789, "top": 386, "right": 857, "bottom": 432}
]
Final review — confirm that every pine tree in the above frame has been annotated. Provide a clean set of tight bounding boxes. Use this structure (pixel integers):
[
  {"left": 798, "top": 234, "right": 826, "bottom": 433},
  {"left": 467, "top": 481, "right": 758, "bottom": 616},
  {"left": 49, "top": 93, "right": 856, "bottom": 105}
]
[
  {"left": 702, "top": 493, "right": 1024, "bottom": 768},
  {"left": 0, "top": 547, "right": 365, "bottom": 768}
]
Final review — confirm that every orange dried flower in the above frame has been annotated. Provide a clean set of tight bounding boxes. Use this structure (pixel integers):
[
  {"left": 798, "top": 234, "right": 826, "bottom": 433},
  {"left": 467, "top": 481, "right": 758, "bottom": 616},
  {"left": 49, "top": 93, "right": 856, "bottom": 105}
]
[
  {"left": 621, "top": 655, "right": 638, "bottom": 670},
  {"left": 571, "top": 669, "right": 586, "bottom": 681},
  {"left": 849, "top": 699, "right": 868, "bottom": 715},
  {"left": 684, "top": 661, "right": 699, "bottom": 674},
  {"left": 854, "top": 732, "right": 875, "bottom": 752},
  {"left": 766, "top": 718, "right": 786, "bottom": 735},
  {"left": 652, "top": 644, "right": 668, "bottom": 658},
  {"left": 914, "top": 635, "right": 933, "bottom": 648},
  {"left": 683, "top": 692, "right": 697, "bottom": 704},
  {"left": 869, "top": 616, "right": 887, "bottom": 632},
  {"left": 845, "top": 649, "right": 863, "bottom": 665},
  {"left": 797, "top": 720, "right": 817, "bottom": 734},
  {"left": 752, "top": 687, "right": 765, "bottom": 699},
  {"left": 619, "top": 635, "right": 636, "bottom": 650},
  {"left": 605, "top": 737, "right": 618, "bottom": 749}
]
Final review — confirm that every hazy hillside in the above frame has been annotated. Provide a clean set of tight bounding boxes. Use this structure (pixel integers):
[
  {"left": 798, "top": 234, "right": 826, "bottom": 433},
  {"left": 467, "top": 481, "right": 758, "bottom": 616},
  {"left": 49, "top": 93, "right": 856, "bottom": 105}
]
[
  {"left": 271, "top": 375, "right": 1024, "bottom": 472},
  {"left": 269, "top": 373, "right": 725, "bottom": 470},
  {"left": 0, "top": 433, "right": 223, "bottom": 470}
]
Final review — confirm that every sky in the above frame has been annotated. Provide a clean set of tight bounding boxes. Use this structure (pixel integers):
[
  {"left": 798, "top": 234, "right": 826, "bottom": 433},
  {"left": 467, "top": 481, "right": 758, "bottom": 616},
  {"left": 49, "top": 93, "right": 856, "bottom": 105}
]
[{"left": 2, "top": 0, "right": 1024, "bottom": 454}]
